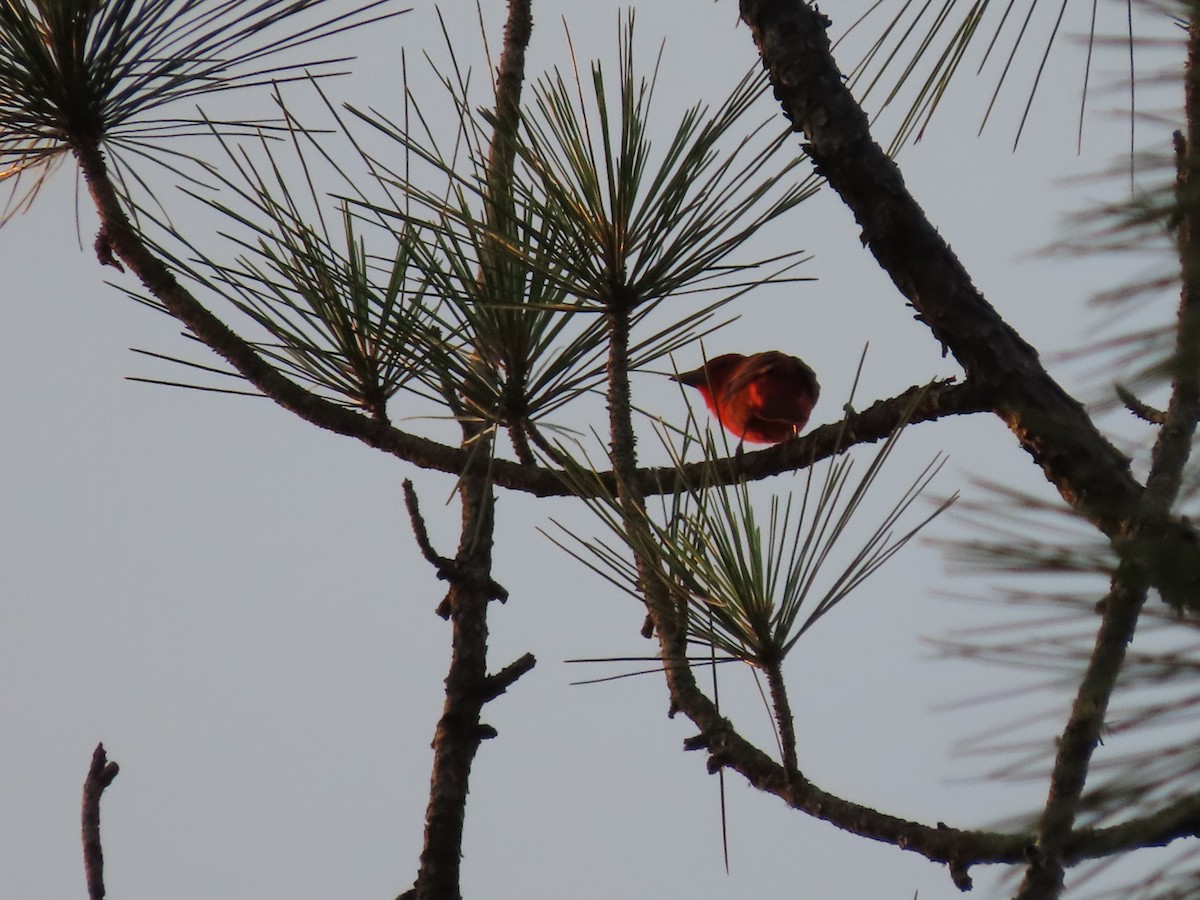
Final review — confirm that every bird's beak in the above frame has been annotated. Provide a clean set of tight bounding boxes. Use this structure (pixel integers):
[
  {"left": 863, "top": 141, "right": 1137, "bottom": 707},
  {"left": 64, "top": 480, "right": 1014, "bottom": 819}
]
[{"left": 671, "top": 366, "right": 706, "bottom": 386}]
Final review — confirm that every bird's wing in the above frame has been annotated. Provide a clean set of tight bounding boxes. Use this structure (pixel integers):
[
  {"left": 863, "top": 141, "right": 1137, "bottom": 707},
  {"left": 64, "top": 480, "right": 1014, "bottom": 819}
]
[
  {"left": 725, "top": 354, "right": 816, "bottom": 424},
  {"left": 722, "top": 353, "right": 784, "bottom": 398}
]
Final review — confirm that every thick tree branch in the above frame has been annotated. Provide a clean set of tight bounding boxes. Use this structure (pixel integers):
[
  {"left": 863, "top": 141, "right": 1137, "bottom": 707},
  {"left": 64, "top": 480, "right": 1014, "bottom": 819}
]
[
  {"left": 736, "top": 0, "right": 1145, "bottom": 549},
  {"left": 410, "top": 463, "right": 502, "bottom": 900},
  {"left": 81, "top": 743, "right": 119, "bottom": 900}
]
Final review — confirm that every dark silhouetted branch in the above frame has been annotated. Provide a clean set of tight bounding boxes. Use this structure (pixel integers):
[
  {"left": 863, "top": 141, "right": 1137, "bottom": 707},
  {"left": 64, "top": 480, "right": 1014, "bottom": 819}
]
[
  {"left": 484, "top": 652, "right": 537, "bottom": 701},
  {"left": 764, "top": 661, "right": 798, "bottom": 781},
  {"left": 403, "top": 479, "right": 508, "bottom": 619},
  {"left": 1116, "top": 384, "right": 1166, "bottom": 424},
  {"left": 1016, "top": 32, "right": 1200, "bottom": 899},
  {"left": 82, "top": 743, "right": 119, "bottom": 900},
  {"left": 71, "top": 143, "right": 998, "bottom": 502},
  {"left": 407, "top": 5, "right": 533, "bottom": 900},
  {"left": 737, "top": 0, "right": 1145, "bottom": 550},
  {"left": 1015, "top": 573, "right": 1150, "bottom": 900}
]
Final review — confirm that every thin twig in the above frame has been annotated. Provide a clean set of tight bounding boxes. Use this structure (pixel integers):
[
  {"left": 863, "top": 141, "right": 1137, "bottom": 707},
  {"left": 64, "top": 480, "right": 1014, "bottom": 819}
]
[
  {"left": 483, "top": 651, "right": 537, "bottom": 700},
  {"left": 82, "top": 744, "right": 120, "bottom": 900},
  {"left": 403, "top": 479, "right": 508, "bottom": 618},
  {"left": 403, "top": 479, "right": 453, "bottom": 573},
  {"left": 1116, "top": 383, "right": 1166, "bottom": 424},
  {"left": 1014, "top": 573, "right": 1149, "bottom": 900}
]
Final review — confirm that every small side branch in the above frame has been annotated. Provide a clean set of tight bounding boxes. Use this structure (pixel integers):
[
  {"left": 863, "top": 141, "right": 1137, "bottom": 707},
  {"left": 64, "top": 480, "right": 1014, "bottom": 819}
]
[
  {"left": 82, "top": 743, "right": 120, "bottom": 900},
  {"left": 1116, "top": 384, "right": 1166, "bottom": 425},
  {"left": 1015, "top": 574, "right": 1149, "bottom": 900},
  {"left": 403, "top": 478, "right": 453, "bottom": 574},
  {"left": 403, "top": 479, "right": 509, "bottom": 617},
  {"left": 484, "top": 652, "right": 537, "bottom": 701}
]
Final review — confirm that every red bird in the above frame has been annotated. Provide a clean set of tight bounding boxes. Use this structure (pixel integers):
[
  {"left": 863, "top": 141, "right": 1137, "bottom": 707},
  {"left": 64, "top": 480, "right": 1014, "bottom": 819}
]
[{"left": 673, "top": 351, "right": 820, "bottom": 445}]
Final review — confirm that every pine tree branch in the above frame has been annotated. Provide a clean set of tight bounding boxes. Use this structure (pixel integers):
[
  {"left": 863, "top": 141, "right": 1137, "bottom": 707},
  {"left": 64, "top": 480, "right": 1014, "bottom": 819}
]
[
  {"left": 736, "top": 0, "right": 1147, "bottom": 551},
  {"left": 586, "top": 2, "right": 1200, "bottom": 891},
  {"left": 764, "top": 660, "right": 799, "bottom": 780},
  {"left": 668, "top": 645, "right": 1031, "bottom": 878},
  {"left": 675, "top": 647, "right": 1200, "bottom": 878},
  {"left": 403, "top": 479, "right": 508, "bottom": 618},
  {"left": 550, "top": 377, "right": 988, "bottom": 497},
  {"left": 483, "top": 652, "right": 537, "bottom": 701},
  {"left": 1116, "top": 383, "right": 1166, "bottom": 425},
  {"left": 1017, "top": 25, "right": 1200, "bottom": 899},
  {"left": 410, "top": 461, "right": 501, "bottom": 900},
  {"left": 606, "top": 319, "right": 1044, "bottom": 883},
  {"left": 81, "top": 744, "right": 119, "bottom": 900},
  {"left": 82, "top": 138, "right": 982, "bottom": 498},
  {"left": 608, "top": 335, "right": 1052, "bottom": 882},
  {"left": 75, "top": 140, "right": 479, "bottom": 470},
  {"left": 1015, "top": 573, "right": 1150, "bottom": 900},
  {"left": 408, "top": 6, "right": 533, "bottom": 898},
  {"left": 1066, "top": 791, "right": 1200, "bottom": 857},
  {"left": 58, "top": 127, "right": 995, "bottom": 506}
]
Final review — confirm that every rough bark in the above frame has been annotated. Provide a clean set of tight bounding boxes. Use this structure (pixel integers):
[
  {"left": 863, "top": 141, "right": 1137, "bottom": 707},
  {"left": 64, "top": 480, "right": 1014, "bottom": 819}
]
[{"left": 737, "top": 0, "right": 1143, "bottom": 545}]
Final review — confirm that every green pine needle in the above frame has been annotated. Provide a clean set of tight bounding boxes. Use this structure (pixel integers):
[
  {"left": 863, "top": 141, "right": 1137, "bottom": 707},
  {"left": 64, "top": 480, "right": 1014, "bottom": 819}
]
[
  {"left": 0, "top": 0, "right": 405, "bottom": 217},
  {"left": 554, "top": 403, "right": 957, "bottom": 669},
  {"left": 344, "top": 12, "right": 814, "bottom": 435}
]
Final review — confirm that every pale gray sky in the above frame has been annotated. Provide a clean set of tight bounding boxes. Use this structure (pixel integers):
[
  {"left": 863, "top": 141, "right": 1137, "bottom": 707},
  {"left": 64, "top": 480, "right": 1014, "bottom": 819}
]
[{"left": 0, "top": 1, "right": 1184, "bottom": 898}]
